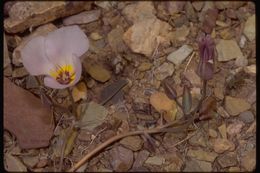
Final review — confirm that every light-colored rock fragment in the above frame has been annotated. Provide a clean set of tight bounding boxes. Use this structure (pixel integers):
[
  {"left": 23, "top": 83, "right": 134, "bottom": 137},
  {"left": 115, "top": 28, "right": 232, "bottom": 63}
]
[
  {"left": 244, "top": 64, "right": 256, "bottom": 75},
  {"left": 243, "top": 15, "right": 255, "bottom": 41},
  {"left": 167, "top": 45, "right": 193, "bottom": 66},
  {"left": 4, "top": 1, "right": 90, "bottom": 33},
  {"left": 154, "top": 62, "right": 175, "bottom": 81},
  {"left": 123, "top": 18, "right": 171, "bottom": 57},
  {"left": 63, "top": 10, "right": 101, "bottom": 25},
  {"left": 224, "top": 96, "right": 251, "bottom": 116},
  {"left": 216, "top": 39, "right": 244, "bottom": 62},
  {"left": 122, "top": 1, "right": 156, "bottom": 23}
]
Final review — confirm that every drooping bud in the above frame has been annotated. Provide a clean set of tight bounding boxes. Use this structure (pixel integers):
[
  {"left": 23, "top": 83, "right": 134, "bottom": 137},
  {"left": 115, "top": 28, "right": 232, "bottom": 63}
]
[
  {"left": 196, "top": 34, "right": 215, "bottom": 81},
  {"left": 182, "top": 85, "right": 192, "bottom": 115}
]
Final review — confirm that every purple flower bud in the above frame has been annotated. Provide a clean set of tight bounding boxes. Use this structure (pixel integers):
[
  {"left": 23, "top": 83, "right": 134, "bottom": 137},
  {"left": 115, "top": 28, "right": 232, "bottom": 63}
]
[
  {"left": 196, "top": 34, "right": 215, "bottom": 80},
  {"left": 21, "top": 25, "right": 89, "bottom": 89}
]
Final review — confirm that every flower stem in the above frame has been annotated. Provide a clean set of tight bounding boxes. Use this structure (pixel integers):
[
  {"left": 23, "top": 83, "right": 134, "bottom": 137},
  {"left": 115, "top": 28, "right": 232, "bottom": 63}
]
[{"left": 67, "top": 88, "right": 78, "bottom": 120}]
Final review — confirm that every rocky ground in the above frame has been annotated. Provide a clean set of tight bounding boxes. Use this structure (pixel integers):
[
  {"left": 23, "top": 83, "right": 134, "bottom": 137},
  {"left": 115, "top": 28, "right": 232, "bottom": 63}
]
[{"left": 4, "top": 1, "right": 256, "bottom": 172}]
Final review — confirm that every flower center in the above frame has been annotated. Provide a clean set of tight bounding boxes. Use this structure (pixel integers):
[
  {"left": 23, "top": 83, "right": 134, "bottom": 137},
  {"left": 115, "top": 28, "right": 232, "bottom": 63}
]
[{"left": 50, "top": 64, "right": 76, "bottom": 85}]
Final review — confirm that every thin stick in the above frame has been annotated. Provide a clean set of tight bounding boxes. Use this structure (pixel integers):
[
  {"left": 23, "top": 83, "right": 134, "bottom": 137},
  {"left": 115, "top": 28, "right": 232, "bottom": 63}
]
[
  {"left": 67, "top": 88, "right": 77, "bottom": 119},
  {"left": 67, "top": 117, "right": 194, "bottom": 172},
  {"left": 184, "top": 52, "right": 195, "bottom": 72}
]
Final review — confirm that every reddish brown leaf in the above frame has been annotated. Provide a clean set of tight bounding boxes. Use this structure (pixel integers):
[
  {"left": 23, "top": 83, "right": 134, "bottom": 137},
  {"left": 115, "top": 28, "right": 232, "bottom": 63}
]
[{"left": 4, "top": 78, "right": 54, "bottom": 149}]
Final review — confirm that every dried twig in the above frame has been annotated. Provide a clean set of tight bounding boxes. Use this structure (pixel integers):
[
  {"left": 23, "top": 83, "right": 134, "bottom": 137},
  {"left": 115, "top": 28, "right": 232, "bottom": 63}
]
[
  {"left": 67, "top": 116, "right": 197, "bottom": 172},
  {"left": 184, "top": 52, "right": 195, "bottom": 72}
]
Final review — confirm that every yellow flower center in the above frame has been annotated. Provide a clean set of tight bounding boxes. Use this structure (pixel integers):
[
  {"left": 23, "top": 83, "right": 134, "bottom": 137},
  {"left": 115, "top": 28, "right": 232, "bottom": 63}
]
[{"left": 50, "top": 64, "right": 76, "bottom": 85}]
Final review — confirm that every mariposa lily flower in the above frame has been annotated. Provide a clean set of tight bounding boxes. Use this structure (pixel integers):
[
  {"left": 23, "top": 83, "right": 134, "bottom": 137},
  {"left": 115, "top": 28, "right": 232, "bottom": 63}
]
[
  {"left": 21, "top": 25, "right": 89, "bottom": 89},
  {"left": 196, "top": 34, "right": 215, "bottom": 81}
]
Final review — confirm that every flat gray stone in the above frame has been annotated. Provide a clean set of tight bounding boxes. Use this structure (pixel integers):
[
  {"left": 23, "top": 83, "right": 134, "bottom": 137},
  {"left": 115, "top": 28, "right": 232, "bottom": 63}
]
[{"left": 167, "top": 45, "right": 193, "bottom": 66}]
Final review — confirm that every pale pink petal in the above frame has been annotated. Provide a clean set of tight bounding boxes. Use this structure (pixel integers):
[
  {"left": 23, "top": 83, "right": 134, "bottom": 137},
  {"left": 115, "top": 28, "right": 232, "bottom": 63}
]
[
  {"left": 43, "top": 55, "right": 82, "bottom": 89},
  {"left": 70, "top": 54, "right": 82, "bottom": 86},
  {"left": 44, "top": 25, "right": 89, "bottom": 65},
  {"left": 21, "top": 36, "right": 53, "bottom": 75}
]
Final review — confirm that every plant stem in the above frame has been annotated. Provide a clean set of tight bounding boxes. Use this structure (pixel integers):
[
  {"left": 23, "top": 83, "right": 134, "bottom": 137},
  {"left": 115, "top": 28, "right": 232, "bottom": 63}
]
[
  {"left": 67, "top": 88, "right": 77, "bottom": 119},
  {"left": 67, "top": 116, "right": 197, "bottom": 172}
]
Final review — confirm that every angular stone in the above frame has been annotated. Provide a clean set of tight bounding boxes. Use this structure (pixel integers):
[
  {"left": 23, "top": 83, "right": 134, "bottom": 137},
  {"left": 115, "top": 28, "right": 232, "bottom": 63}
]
[
  {"left": 108, "top": 25, "right": 127, "bottom": 53},
  {"left": 227, "top": 120, "right": 245, "bottom": 136},
  {"left": 79, "top": 102, "right": 108, "bottom": 131},
  {"left": 72, "top": 82, "right": 87, "bottom": 102},
  {"left": 216, "top": 39, "right": 244, "bottom": 62},
  {"left": 189, "top": 131, "right": 207, "bottom": 147},
  {"left": 192, "top": 1, "right": 204, "bottom": 11},
  {"left": 123, "top": 18, "right": 171, "bottom": 57},
  {"left": 239, "top": 111, "right": 254, "bottom": 124},
  {"left": 120, "top": 136, "right": 143, "bottom": 151},
  {"left": 4, "top": 1, "right": 90, "bottom": 33},
  {"left": 110, "top": 146, "right": 134, "bottom": 172},
  {"left": 13, "top": 23, "right": 57, "bottom": 66},
  {"left": 84, "top": 62, "right": 111, "bottom": 83},
  {"left": 209, "top": 129, "right": 218, "bottom": 138},
  {"left": 183, "top": 159, "right": 203, "bottom": 172},
  {"left": 218, "top": 123, "right": 227, "bottom": 139},
  {"left": 183, "top": 69, "right": 202, "bottom": 88},
  {"left": 154, "top": 62, "right": 175, "bottom": 81},
  {"left": 170, "top": 25, "right": 190, "bottom": 42},
  {"left": 217, "top": 152, "right": 238, "bottom": 168},
  {"left": 243, "top": 15, "right": 255, "bottom": 41},
  {"left": 224, "top": 96, "right": 251, "bottom": 116},
  {"left": 235, "top": 56, "right": 248, "bottom": 67},
  {"left": 187, "top": 149, "right": 218, "bottom": 162},
  {"left": 138, "top": 62, "right": 153, "bottom": 72},
  {"left": 185, "top": 2, "right": 197, "bottom": 22},
  {"left": 122, "top": 1, "right": 156, "bottom": 24},
  {"left": 163, "top": 154, "right": 183, "bottom": 172},
  {"left": 167, "top": 45, "right": 193, "bottom": 66},
  {"left": 194, "top": 160, "right": 212, "bottom": 172},
  {"left": 213, "top": 138, "right": 235, "bottom": 154},
  {"left": 241, "top": 149, "right": 256, "bottom": 171},
  {"left": 63, "top": 10, "right": 101, "bottom": 25},
  {"left": 202, "top": 8, "right": 218, "bottom": 34},
  {"left": 133, "top": 150, "right": 150, "bottom": 168},
  {"left": 164, "top": 1, "right": 186, "bottom": 15},
  {"left": 150, "top": 92, "right": 176, "bottom": 112},
  {"left": 12, "top": 67, "right": 29, "bottom": 78},
  {"left": 4, "top": 78, "right": 53, "bottom": 149},
  {"left": 244, "top": 64, "right": 256, "bottom": 75},
  {"left": 145, "top": 156, "right": 165, "bottom": 166}
]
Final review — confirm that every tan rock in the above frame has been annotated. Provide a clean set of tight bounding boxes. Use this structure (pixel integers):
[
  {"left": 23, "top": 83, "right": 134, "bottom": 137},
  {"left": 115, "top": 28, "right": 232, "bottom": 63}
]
[
  {"left": 187, "top": 149, "right": 218, "bottom": 162},
  {"left": 122, "top": 1, "right": 156, "bottom": 23},
  {"left": 123, "top": 18, "right": 171, "bottom": 57},
  {"left": 243, "top": 15, "right": 255, "bottom": 41},
  {"left": 4, "top": 1, "right": 90, "bottom": 33},
  {"left": 241, "top": 149, "right": 256, "bottom": 171},
  {"left": 72, "top": 82, "right": 87, "bottom": 102},
  {"left": 63, "top": 10, "right": 101, "bottom": 26},
  {"left": 216, "top": 39, "right": 244, "bottom": 62},
  {"left": 218, "top": 123, "right": 227, "bottom": 139},
  {"left": 213, "top": 138, "right": 235, "bottom": 153},
  {"left": 150, "top": 92, "right": 176, "bottom": 112},
  {"left": 224, "top": 96, "right": 251, "bottom": 116}
]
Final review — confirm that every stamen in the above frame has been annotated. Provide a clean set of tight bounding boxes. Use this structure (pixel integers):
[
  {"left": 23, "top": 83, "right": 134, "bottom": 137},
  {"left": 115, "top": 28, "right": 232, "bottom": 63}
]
[{"left": 49, "top": 64, "right": 75, "bottom": 85}]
